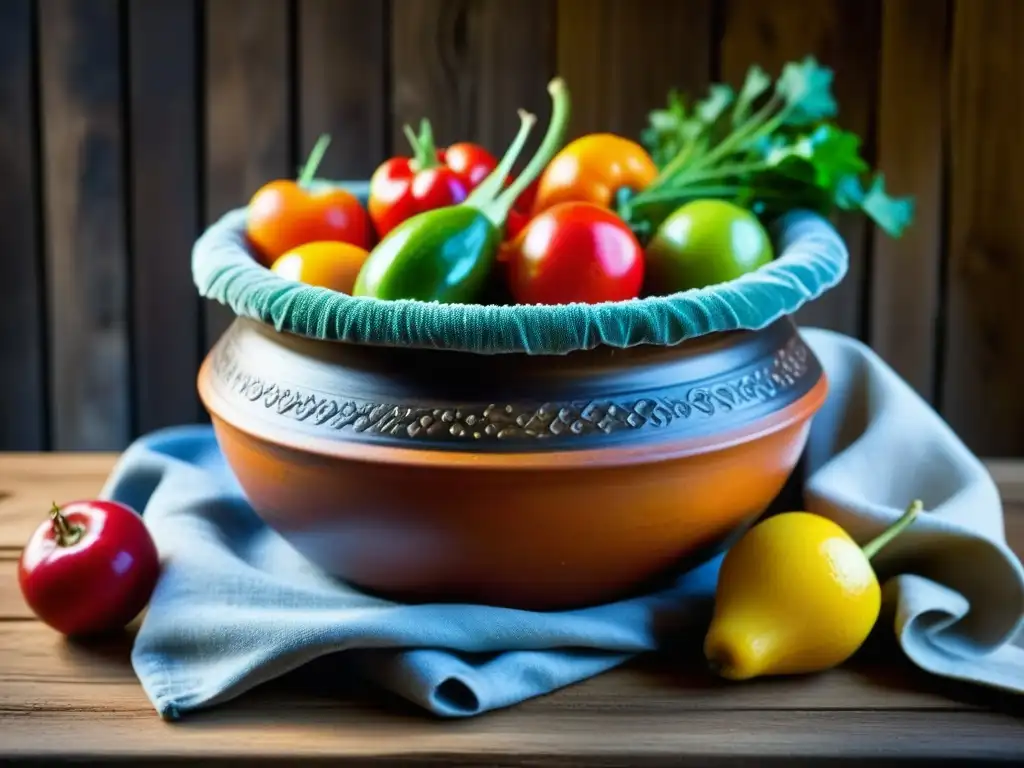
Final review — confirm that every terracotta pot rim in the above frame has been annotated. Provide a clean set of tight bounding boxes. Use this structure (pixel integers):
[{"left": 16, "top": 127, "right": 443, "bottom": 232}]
[{"left": 200, "top": 352, "right": 829, "bottom": 471}]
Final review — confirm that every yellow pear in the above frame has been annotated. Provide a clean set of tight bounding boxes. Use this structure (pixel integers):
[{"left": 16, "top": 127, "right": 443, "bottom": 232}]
[{"left": 703, "top": 500, "right": 922, "bottom": 680}]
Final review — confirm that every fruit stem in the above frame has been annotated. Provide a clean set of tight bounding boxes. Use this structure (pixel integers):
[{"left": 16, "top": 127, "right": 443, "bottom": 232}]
[
  {"left": 490, "top": 77, "right": 571, "bottom": 218},
  {"left": 861, "top": 499, "right": 922, "bottom": 561},
  {"left": 404, "top": 118, "right": 440, "bottom": 172},
  {"left": 298, "top": 133, "right": 331, "bottom": 187},
  {"left": 49, "top": 502, "right": 84, "bottom": 547},
  {"left": 466, "top": 109, "right": 537, "bottom": 225}
]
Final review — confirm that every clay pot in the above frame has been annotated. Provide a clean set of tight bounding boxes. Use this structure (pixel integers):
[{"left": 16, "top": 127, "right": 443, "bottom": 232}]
[{"left": 197, "top": 315, "right": 827, "bottom": 611}]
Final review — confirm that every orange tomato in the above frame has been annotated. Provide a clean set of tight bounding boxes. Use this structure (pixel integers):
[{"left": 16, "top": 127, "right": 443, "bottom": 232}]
[
  {"left": 246, "top": 181, "right": 373, "bottom": 267},
  {"left": 270, "top": 241, "right": 370, "bottom": 295},
  {"left": 532, "top": 134, "right": 658, "bottom": 214}
]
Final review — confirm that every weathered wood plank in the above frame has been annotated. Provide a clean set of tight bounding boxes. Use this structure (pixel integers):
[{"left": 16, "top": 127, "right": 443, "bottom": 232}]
[
  {"left": 0, "top": 0, "right": 47, "bottom": 450},
  {"left": 390, "top": 0, "right": 555, "bottom": 160},
  {"left": 986, "top": 459, "right": 1024, "bottom": 505},
  {"left": 557, "top": 0, "right": 713, "bottom": 140},
  {"left": 0, "top": 616, "right": 978, "bottom": 715},
  {"left": 0, "top": 453, "right": 124, "bottom": 552},
  {"left": 718, "top": 0, "right": 882, "bottom": 338},
  {"left": 1, "top": 691, "right": 1021, "bottom": 763},
  {"left": 203, "top": 0, "right": 292, "bottom": 352},
  {"left": 0, "top": 552, "right": 33, "bottom": 617},
  {"left": 38, "top": 0, "right": 131, "bottom": 450},
  {"left": 0, "top": 587, "right": 1014, "bottom": 758},
  {"left": 941, "top": 0, "right": 1024, "bottom": 456},
  {"left": 299, "top": 0, "right": 388, "bottom": 179},
  {"left": 127, "top": 0, "right": 203, "bottom": 433},
  {"left": 0, "top": 622, "right": 991, "bottom": 737},
  {"left": 2, "top": 453, "right": 1023, "bottom": 762},
  {"left": 868, "top": 0, "right": 949, "bottom": 403}
]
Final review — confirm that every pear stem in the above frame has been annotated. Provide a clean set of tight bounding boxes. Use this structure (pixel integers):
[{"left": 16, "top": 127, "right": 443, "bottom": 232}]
[{"left": 861, "top": 499, "right": 922, "bottom": 561}]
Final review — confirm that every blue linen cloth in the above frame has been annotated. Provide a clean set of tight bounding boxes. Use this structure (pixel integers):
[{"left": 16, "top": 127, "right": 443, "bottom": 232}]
[
  {"left": 103, "top": 430, "right": 720, "bottom": 718},
  {"left": 100, "top": 329, "right": 1024, "bottom": 719}
]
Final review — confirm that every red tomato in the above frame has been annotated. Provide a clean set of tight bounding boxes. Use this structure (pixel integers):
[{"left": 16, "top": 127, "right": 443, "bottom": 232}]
[
  {"left": 505, "top": 202, "right": 645, "bottom": 305},
  {"left": 441, "top": 142, "right": 498, "bottom": 189},
  {"left": 504, "top": 176, "right": 540, "bottom": 241},
  {"left": 512, "top": 176, "right": 539, "bottom": 215},
  {"left": 368, "top": 158, "right": 469, "bottom": 238},
  {"left": 367, "top": 121, "right": 501, "bottom": 238},
  {"left": 247, "top": 181, "right": 373, "bottom": 267},
  {"left": 19, "top": 501, "right": 160, "bottom": 637},
  {"left": 505, "top": 210, "right": 528, "bottom": 243}
]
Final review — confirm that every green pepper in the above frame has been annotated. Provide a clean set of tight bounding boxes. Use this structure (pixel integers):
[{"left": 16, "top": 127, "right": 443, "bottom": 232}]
[{"left": 353, "top": 78, "right": 571, "bottom": 303}]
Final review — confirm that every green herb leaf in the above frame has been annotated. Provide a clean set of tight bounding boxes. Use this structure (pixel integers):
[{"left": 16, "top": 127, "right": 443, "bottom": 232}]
[
  {"left": 645, "top": 90, "right": 686, "bottom": 132},
  {"left": 627, "top": 56, "right": 914, "bottom": 240},
  {"left": 775, "top": 56, "right": 837, "bottom": 125},
  {"left": 766, "top": 156, "right": 819, "bottom": 185},
  {"left": 732, "top": 65, "right": 771, "bottom": 126},
  {"left": 758, "top": 125, "right": 869, "bottom": 190},
  {"left": 696, "top": 84, "right": 736, "bottom": 125},
  {"left": 642, "top": 84, "right": 733, "bottom": 170},
  {"left": 804, "top": 125, "right": 869, "bottom": 187},
  {"left": 835, "top": 174, "right": 915, "bottom": 237},
  {"left": 641, "top": 90, "right": 694, "bottom": 167}
]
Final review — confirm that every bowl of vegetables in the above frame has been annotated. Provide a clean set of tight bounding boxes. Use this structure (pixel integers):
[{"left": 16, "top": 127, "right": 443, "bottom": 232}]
[{"left": 194, "top": 58, "right": 912, "bottom": 610}]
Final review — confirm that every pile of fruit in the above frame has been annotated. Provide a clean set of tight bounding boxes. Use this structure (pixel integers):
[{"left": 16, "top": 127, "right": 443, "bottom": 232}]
[{"left": 244, "top": 58, "right": 914, "bottom": 308}]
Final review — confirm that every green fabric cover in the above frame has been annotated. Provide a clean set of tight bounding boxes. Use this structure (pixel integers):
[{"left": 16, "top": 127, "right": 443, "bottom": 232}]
[{"left": 192, "top": 181, "right": 847, "bottom": 356}]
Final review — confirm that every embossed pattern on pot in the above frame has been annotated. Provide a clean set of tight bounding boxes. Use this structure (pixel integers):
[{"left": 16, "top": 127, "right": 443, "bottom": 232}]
[{"left": 205, "top": 320, "right": 819, "bottom": 451}]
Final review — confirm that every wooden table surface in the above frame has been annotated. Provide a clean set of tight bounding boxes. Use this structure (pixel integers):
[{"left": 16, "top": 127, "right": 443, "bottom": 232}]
[{"left": 2, "top": 454, "right": 1023, "bottom": 766}]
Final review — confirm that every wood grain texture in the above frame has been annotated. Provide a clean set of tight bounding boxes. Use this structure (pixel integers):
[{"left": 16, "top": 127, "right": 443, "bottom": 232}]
[
  {"left": 0, "top": 453, "right": 124, "bottom": 552},
  {"left": 0, "top": 553, "right": 32, "bottom": 617},
  {"left": 718, "top": 0, "right": 882, "bottom": 337},
  {"left": 127, "top": 0, "right": 202, "bottom": 433},
  {"left": 38, "top": 0, "right": 131, "bottom": 451},
  {"left": 390, "top": 0, "right": 555, "bottom": 160},
  {"left": 0, "top": 0, "right": 47, "bottom": 450},
  {"left": 986, "top": 459, "right": 1024, "bottom": 505},
  {"left": 868, "top": 0, "right": 946, "bottom": 405},
  {"left": 2, "top": 709, "right": 1020, "bottom": 764},
  {"left": 557, "top": 0, "right": 713, "bottom": 140},
  {"left": 868, "top": 0, "right": 949, "bottom": 403},
  {"left": 0, "top": 620, "right": 983, "bottom": 714},
  {"left": 0, "top": 605, "right": 1022, "bottom": 762},
  {"left": 203, "top": 0, "right": 292, "bottom": 352},
  {"left": 1, "top": 454, "right": 1023, "bottom": 763},
  {"left": 299, "top": 0, "right": 388, "bottom": 178},
  {"left": 942, "top": 0, "right": 1024, "bottom": 457}
]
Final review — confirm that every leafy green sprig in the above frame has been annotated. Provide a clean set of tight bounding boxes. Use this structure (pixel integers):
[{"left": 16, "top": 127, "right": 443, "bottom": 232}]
[{"left": 624, "top": 57, "right": 914, "bottom": 240}]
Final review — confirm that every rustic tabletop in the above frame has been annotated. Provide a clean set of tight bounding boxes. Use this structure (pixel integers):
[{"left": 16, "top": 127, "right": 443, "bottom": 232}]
[{"left": 1, "top": 454, "right": 1023, "bottom": 765}]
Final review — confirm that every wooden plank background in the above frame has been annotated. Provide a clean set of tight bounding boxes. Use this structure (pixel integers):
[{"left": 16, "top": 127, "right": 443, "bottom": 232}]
[{"left": 0, "top": 0, "right": 1021, "bottom": 458}]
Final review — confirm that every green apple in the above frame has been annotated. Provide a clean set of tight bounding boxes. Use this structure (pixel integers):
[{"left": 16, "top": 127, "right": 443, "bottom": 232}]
[{"left": 644, "top": 199, "right": 774, "bottom": 295}]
